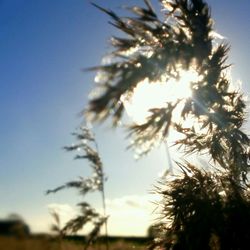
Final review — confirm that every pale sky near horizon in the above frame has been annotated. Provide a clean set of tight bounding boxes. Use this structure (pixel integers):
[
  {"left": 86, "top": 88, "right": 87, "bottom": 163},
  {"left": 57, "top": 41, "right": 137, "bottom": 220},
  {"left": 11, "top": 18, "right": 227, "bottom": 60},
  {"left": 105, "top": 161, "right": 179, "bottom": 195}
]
[{"left": 0, "top": 0, "right": 249, "bottom": 236}]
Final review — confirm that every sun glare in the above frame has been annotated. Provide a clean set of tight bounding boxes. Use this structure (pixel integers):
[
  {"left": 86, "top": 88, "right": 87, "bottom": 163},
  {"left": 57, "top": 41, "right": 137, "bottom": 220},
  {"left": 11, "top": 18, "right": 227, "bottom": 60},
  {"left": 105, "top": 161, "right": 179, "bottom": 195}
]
[{"left": 122, "top": 70, "right": 201, "bottom": 124}]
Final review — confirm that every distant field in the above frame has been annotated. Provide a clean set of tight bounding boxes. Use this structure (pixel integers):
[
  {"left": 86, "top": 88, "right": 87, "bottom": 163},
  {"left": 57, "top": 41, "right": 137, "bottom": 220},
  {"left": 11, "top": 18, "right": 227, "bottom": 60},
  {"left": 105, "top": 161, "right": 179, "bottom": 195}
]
[{"left": 0, "top": 236, "right": 148, "bottom": 250}]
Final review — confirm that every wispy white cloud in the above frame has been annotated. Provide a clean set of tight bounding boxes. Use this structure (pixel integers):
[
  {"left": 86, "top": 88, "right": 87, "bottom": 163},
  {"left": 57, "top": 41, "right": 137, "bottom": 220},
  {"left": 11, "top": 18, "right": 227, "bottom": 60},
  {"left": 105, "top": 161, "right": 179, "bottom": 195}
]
[
  {"left": 104, "top": 194, "right": 161, "bottom": 236},
  {"left": 106, "top": 195, "right": 153, "bottom": 209},
  {"left": 47, "top": 203, "right": 77, "bottom": 217}
]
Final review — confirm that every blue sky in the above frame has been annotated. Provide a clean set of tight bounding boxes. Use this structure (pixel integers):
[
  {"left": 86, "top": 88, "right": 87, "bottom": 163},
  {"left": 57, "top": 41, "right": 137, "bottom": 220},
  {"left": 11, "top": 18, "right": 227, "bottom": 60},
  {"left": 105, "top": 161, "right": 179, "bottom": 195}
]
[{"left": 0, "top": 0, "right": 249, "bottom": 236}]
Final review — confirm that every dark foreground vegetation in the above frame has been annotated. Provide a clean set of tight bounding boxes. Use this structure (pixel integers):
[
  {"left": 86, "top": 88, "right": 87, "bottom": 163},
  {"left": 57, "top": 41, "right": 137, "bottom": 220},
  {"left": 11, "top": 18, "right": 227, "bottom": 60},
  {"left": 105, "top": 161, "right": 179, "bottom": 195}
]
[{"left": 0, "top": 235, "right": 148, "bottom": 250}]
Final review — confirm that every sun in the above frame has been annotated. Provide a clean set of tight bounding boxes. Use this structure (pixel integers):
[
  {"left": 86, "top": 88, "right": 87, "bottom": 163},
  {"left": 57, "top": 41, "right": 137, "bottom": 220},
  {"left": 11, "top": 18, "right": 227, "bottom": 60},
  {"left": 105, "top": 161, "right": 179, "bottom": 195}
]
[{"left": 121, "top": 69, "right": 201, "bottom": 125}]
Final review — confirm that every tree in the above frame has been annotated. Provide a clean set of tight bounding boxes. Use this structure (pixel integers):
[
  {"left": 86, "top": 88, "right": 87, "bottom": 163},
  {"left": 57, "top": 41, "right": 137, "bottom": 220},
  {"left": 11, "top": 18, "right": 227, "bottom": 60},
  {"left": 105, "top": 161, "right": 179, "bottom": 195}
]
[
  {"left": 47, "top": 126, "right": 109, "bottom": 250},
  {"left": 86, "top": 0, "right": 250, "bottom": 249},
  {"left": 0, "top": 214, "right": 30, "bottom": 237}
]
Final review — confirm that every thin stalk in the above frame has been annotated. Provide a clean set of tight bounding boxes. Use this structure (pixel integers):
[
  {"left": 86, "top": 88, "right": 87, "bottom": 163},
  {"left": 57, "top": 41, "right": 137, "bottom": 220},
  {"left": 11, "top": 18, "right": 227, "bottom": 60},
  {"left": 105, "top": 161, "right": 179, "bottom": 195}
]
[
  {"left": 164, "top": 139, "right": 173, "bottom": 175},
  {"left": 94, "top": 138, "right": 109, "bottom": 250},
  {"left": 101, "top": 182, "right": 109, "bottom": 250}
]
